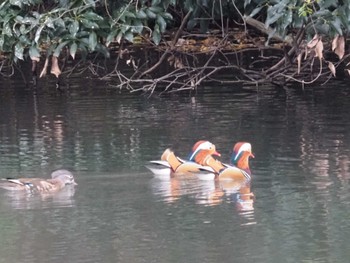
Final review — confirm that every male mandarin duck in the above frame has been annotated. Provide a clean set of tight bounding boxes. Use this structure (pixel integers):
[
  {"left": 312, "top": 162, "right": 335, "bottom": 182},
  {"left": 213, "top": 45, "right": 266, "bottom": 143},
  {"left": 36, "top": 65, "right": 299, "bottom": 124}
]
[
  {"left": 194, "top": 142, "right": 254, "bottom": 181},
  {"left": 146, "top": 140, "right": 220, "bottom": 178},
  {"left": 0, "top": 169, "right": 77, "bottom": 193}
]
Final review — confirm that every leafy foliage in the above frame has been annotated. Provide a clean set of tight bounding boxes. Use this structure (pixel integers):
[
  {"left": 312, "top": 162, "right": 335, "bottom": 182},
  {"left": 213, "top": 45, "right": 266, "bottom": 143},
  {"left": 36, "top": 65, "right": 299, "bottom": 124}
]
[
  {"left": 0, "top": 0, "right": 109, "bottom": 62},
  {"left": 1, "top": 0, "right": 350, "bottom": 80},
  {"left": 245, "top": 0, "right": 350, "bottom": 41},
  {"left": 0, "top": 0, "right": 175, "bottom": 62}
]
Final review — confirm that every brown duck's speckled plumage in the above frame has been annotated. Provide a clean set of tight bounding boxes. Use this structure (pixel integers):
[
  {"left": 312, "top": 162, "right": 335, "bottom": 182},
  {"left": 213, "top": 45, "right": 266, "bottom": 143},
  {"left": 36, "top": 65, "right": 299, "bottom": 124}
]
[{"left": 0, "top": 169, "right": 77, "bottom": 193}]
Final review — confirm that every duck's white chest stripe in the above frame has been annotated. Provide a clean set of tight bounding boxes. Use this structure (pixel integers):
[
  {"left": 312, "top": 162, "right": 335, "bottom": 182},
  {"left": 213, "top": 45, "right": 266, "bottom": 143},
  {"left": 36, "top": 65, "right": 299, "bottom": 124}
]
[{"left": 242, "top": 170, "right": 251, "bottom": 180}]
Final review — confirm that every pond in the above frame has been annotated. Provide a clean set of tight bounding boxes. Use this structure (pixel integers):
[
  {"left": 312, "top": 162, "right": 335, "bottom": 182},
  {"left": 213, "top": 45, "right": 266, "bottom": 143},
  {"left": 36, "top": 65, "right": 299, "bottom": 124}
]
[{"left": 0, "top": 74, "right": 350, "bottom": 263}]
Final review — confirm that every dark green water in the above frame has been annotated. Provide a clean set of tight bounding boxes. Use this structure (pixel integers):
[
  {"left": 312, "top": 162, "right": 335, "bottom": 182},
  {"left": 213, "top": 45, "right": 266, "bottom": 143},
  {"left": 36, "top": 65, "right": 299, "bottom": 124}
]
[{"left": 1, "top": 76, "right": 350, "bottom": 263}]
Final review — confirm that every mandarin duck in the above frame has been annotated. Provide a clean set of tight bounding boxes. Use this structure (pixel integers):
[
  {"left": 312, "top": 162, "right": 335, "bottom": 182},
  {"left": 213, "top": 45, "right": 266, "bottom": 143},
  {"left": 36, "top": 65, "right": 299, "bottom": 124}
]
[
  {"left": 146, "top": 140, "right": 220, "bottom": 178},
  {"left": 195, "top": 142, "right": 254, "bottom": 181},
  {"left": 0, "top": 169, "right": 77, "bottom": 193}
]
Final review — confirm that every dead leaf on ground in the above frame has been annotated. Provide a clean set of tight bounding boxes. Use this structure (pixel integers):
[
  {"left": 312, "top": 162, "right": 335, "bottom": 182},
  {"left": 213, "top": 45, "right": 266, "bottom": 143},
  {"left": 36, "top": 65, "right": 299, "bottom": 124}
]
[
  {"left": 332, "top": 35, "right": 339, "bottom": 51},
  {"left": 174, "top": 57, "right": 184, "bottom": 69},
  {"left": 328, "top": 61, "right": 336, "bottom": 77},
  {"left": 307, "top": 34, "right": 319, "bottom": 49},
  {"left": 175, "top": 38, "right": 186, "bottom": 46},
  {"left": 51, "top": 56, "right": 61, "bottom": 78},
  {"left": 39, "top": 57, "right": 49, "bottom": 78},
  {"left": 332, "top": 35, "right": 345, "bottom": 59},
  {"left": 297, "top": 53, "right": 302, "bottom": 74},
  {"left": 31, "top": 56, "right": 40, "bottom": 62},
  {"left": 167, "top": 55, "right": 175, "bottom": 66}
]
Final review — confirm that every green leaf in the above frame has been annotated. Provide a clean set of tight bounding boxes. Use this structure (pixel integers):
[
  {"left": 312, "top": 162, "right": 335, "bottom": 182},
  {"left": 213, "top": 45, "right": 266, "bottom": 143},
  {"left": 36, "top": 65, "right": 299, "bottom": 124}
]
[
  {"left": 53, "top": 40, "right": 69, "bottom": 57},
  {"left": 54, "top": 18, "right": 66, "bottom": 29},
  {"left": 95, "top": 43, "right": 110, "bottom": 58},
  {"left": 89, "top": 31, "right": 97, "bottom": 51},
  {"left": 156, "top": 15, "right": 167, "bottom": 32},
  {"left": 292, "top": 12, "right": 304, "bottom": 28},
  {"left": 249, "top": 6, "right": 263, "bottom": 18},
  {"left": 19, "top": 24, "right": 26, "bottom": 34},
  {"left": 279, "top": 8, "right": 293, "bottom": 34},
  {"left": 10, "top": 0, "right": 22, "bottom": 8},
  {"left": 0, "top": 36, "right": 4, "bottom": 49},
  {"left": 79, "top": 37, "right": 90, "bottom": 46},
  {"left": 321, "top": 0, "right": 338, "bottom": 8},
  {"left": 200, "top": 0, "right": 209, "bottom": 8},
  {"left": 187, "top": 18, "right": 197, "bottom": 30},
  {"left": 76, "top": 31, "right": 90, "bottom": 38},
  {"left": 244, "top": 0, "right": 252, "bottom": 8},
  {"left": 132, "top": 20, "right": 144, "bottom": 34},
  {"left": 121, "top": 25, "right": 130, "bottom": 33},
  {"left": 124, "top": 31, "right": 134, "bottom": 43},
  {"left": 21, "top": 17, "right": 37, "bottom": 24},
  {"left": 149, "top": 6, "right": 163, "bottom": 13},
  {"left": 0, "top": 1, "right": 8, "bottom": 9},
  {"left": 136, "top": 9, "right": 148, "bottom": 19},
  {"left": 312, "top": 22, "right": 330, "bottom": 35},
  {"left": 29, "top": 46, "right": 40, "bottom": 60},
  {"left": 312, "top": 9, "right": 332, "bottom": 18},
  {"left": 161, "top": 12, "right": 173, "bottom": 20},
  {"left": 152, "top": 0, "right": 161, "bottom": 5},
  {"left": 337, "top": 7, "right": 350, "bottom": 31},
  {"left": 106, "top": 30, "right": 118, "bottom": 46},
  {"left": 3, "top": 23, "right": 12, "bottom": 36},
  {"left": 265, "top": 1, "right": 288, "bottom": 27},
  {"left": 84, "top": 0, "right": 96, "bottom": 7},
  {"left": 34, "top": 24, "right": 45, "bottom": 44},
  {"left": 152, "top": 25, "right": 161, "bottom": 45},
  {"left": 14, "top": 43, "right": 24, "bottom": 60},
  {"left": 330, "top": 17, "right": 343, "bottom": 35},
  {"left": 78, "top": 42, "right": 88, "bottom": 59},
  {"left": 116, "top": 30, "right": 123, "bottom": 44},
  {"left": 46, "top": 17, "right": 55, "bottom": 29},
  {"left": 83, "top": 11, "right": 103, "bottom": 21},
  {"left": 124, "top": 11, "right": 136, "bottom": 19},
  {"left": 80, "top": 18, "right": 99, "bottom": 29},
  {"left": 69, "top": 20, "right": 79, "bottom": 36},
  {"left": 15, "top": 15, "right": 23, "bottom": 23},
  {"left": 146, "top": 9, "right": 157, "bottom": 19}
]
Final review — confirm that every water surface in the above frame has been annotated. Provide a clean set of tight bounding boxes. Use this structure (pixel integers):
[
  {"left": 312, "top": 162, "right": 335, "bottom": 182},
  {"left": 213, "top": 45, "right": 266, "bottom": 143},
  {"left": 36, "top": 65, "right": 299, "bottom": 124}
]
[{"left": 1, "top": 77, "right": 350, "bottom": 263}]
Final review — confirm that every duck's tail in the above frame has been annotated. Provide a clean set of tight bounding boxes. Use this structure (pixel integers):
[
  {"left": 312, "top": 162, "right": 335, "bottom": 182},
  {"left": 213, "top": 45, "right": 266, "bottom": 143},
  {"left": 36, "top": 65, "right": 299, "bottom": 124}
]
[{"left": 161, "top": 149, "right": 183, "bottom": 172}]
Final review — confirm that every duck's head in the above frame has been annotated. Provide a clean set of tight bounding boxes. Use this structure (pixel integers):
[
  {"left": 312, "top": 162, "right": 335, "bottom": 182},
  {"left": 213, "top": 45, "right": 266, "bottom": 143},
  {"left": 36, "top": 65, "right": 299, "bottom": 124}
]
[
  {"left": 51, "top": 169, "right": 77, "bottom": 185},
  {"left": 189, "top": 140, "right": 221, "bottom": 162},
  {"left": 231, "top": 142, "right": 254, "bottom": 172}
]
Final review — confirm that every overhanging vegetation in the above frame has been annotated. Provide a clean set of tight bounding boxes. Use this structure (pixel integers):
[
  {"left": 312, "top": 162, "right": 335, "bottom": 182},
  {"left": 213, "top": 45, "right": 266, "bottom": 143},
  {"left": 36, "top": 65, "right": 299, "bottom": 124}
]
[{"left": 0, "top": 0, "right": 349, "bottom": 93}]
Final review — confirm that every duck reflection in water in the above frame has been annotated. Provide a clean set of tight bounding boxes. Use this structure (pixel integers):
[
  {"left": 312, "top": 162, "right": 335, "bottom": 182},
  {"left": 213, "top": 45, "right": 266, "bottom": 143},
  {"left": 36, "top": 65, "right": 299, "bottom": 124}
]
[
  {"left": 151, "top": 176, "right": 255, "bottom": 218},
  {"left": 196, "top": 179, "right": 255, "bottom": 211}
]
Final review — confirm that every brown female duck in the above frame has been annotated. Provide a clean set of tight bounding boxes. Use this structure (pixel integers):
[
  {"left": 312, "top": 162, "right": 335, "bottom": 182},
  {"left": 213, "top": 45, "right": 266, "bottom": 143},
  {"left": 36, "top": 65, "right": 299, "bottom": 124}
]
[{"left": 0, "top": 169, "right": 77, "bottom": 193}]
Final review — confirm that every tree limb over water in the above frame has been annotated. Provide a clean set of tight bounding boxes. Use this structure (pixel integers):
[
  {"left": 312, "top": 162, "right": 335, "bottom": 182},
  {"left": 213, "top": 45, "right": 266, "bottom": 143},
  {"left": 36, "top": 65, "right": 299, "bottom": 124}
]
[{"left": 0, "top": 1, "right": 349, "bottom": 94}]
